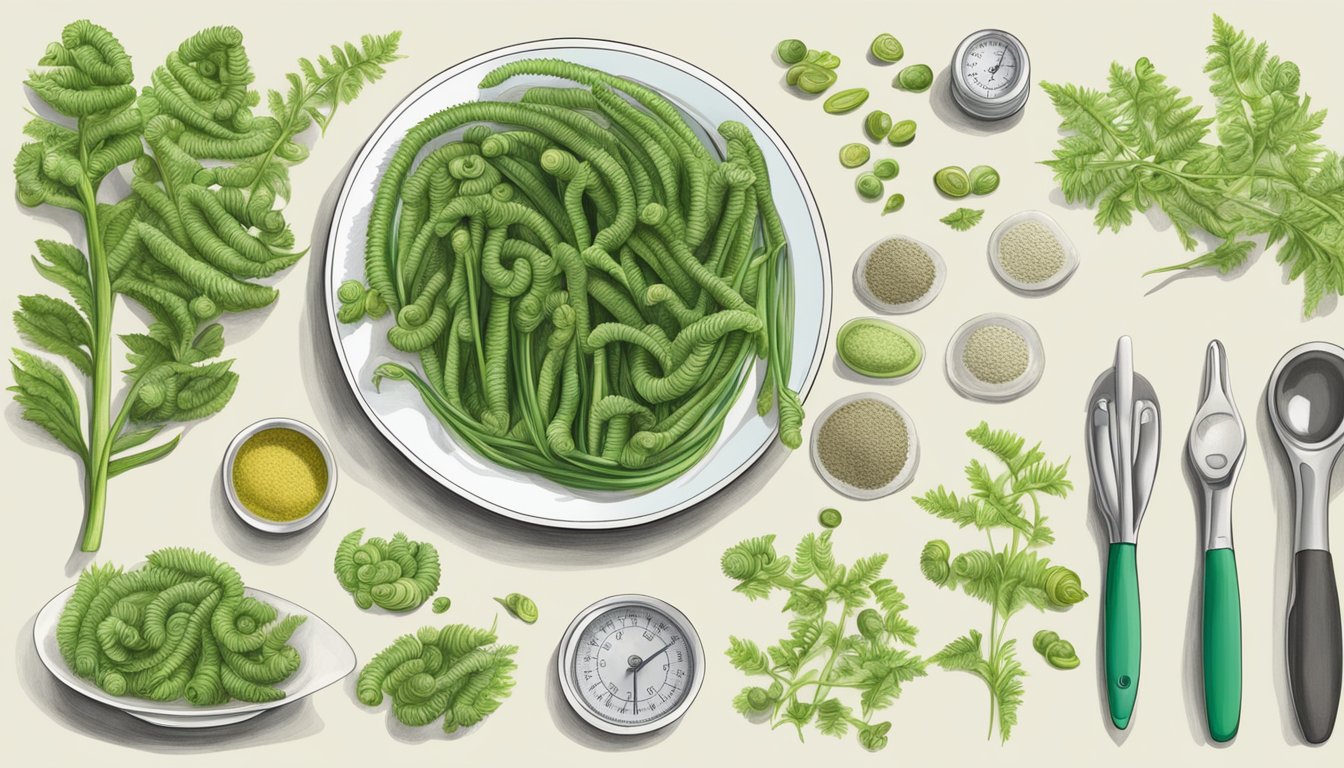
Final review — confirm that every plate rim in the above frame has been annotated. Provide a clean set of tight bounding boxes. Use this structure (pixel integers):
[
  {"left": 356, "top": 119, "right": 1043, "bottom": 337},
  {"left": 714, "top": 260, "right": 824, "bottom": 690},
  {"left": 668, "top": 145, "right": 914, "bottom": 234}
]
[
  {"left": 323, "top": 36, "right": 831, "bottom": 529},
  {"left": 33, "top": 583, "right": 355, "bottom": 723}
]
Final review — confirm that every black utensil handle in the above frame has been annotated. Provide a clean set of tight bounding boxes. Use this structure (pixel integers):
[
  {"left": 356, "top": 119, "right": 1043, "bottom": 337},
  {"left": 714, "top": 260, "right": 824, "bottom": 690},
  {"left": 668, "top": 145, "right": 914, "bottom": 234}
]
[{"left": 1288, "top": 549, "right": 1342, "bottom": 744}]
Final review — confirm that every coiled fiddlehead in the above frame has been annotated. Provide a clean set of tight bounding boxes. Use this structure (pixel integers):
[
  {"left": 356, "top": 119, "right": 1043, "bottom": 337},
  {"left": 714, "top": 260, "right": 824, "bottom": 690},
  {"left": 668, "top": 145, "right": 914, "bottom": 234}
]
[
  {"left": 356, "top": 624, "right": 518, "bottom": 734},
  {"left": 919, "top": 540, "right": 953, "bottom": 588},
  {"left": 333, "top": 529, "right": 441, "bottom": 612},
  {"left": 1043, "top": 565, "right": 1088, "bottom": 608},
  {"left": 493, "top": 593, "right": 539, "bottom": 624},
  {"left": 57, "top": 548, "right": 306, "bottom": 705},
  {"left": 1032, "top": 630, "right": 1081, "bottom": 670}
]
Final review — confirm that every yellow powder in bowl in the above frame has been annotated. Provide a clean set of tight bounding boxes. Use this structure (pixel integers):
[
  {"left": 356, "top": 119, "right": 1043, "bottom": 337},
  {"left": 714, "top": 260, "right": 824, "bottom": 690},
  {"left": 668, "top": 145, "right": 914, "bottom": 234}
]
[
  {"left": 864, "top": 238, "right": 935, "bottom": 306},
  {"left": 231, "top": 428, "right": 329, "bottom": 522}
]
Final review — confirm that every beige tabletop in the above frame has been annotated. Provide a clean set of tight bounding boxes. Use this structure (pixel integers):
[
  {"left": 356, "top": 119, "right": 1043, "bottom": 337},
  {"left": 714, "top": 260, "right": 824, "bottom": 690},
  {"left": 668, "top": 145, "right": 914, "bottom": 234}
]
[{"left": 2, "top": 0, "right": 1341, "bottom": 763}]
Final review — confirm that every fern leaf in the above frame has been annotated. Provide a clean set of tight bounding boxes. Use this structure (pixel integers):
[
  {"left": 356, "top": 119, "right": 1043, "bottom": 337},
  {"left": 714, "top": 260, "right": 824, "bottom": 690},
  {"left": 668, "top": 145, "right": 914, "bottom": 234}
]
[{"left": 9, "top": 349, "right": 85, "bottom": 459}]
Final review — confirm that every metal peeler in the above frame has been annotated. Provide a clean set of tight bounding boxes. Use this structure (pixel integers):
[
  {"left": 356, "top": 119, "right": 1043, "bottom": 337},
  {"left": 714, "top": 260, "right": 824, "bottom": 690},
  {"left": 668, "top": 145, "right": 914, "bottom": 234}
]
[
  {"left": 1188, "top": 340, "right": 1244, "bottom": 743},
  {"left": 1086, "top": 336, "right": 1161, "bottom": 730}
]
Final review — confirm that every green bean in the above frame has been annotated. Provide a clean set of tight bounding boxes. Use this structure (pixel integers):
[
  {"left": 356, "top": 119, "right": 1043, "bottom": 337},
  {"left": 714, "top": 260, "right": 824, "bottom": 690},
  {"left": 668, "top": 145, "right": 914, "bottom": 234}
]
[
  {"left": 823, "top": 88, "right": 869, "bottom": 115},
  {"left": 864, "top": 111, "right": 893, "bottom": 142},
  {"left": 785, "top": 63, "right": 837, "bottom": 94},
  {"left": 934, "top": 165, "right": 972, "bottom": 197},
  {"left": 887, "top": 119, "right": 916, "bottom": 145},
  {"left": 968, "top": 165, "right": 1000, "bottom": 195},
  {"left": 839, "top": 143, "right": 870, "bottom": 169},
  {"left": 870, "top": 34, "right": 905, "bottom": 63},
  {"left": 856, "top": 173, "right": 884, "bottom": 200},
  {"left": 894, "top": 64, "right": 934, "bottom": 92},
  {"left": 776, "top": 39, "right": 807, "bottom": 65},
  {"left": 873, "top": 158, "right": 900, "bottom": 180}
]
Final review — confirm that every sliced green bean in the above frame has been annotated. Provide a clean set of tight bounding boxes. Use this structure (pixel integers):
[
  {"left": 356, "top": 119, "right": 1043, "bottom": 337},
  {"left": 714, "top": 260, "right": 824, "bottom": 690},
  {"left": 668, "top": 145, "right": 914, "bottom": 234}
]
[
  {"left": 856, "top": 173, "right": 884, "bottom": 200},
  {"left": 869, "top": 34, "right": 904, "bottom": 63},
  {"left": 894, "top": 64, "right": 934, "bottom": 92},
  {"left": 839, "top": 143, "right": 870, "bottom": 168},
  {"left": 864, "top": 111, "right": 892, "bottom": 142},
  {"left": 887, "top": 119, "right": 916, "bottom": 145},
  {"left": 823, "top": 88, "right": 869, "bottom": 115}
]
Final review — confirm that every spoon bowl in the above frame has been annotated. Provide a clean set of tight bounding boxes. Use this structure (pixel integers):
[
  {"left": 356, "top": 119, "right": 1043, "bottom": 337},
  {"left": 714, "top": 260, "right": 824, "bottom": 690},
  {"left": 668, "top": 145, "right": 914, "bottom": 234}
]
[{"left": 1273, "top": 348, "right": 1344, "bottom": 447}]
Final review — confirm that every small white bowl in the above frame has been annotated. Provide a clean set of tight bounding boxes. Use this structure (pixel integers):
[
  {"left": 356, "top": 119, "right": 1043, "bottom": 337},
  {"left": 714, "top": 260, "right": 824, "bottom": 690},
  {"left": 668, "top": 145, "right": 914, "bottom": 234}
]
[
  {"left": 853, "top": 236, "right": 946, "bottom": 314},
  {"left": 222, "top": 418, "right": 337, "bottom": 534},
  {"left": 945, "top": 313, "right": 1045, "bottom": 402},
  {"left": 809, "top": 392, "right": 920, "bottom": 500},
  {"left": 987, "top": 210, "right": 1078, "bottom": 294}
]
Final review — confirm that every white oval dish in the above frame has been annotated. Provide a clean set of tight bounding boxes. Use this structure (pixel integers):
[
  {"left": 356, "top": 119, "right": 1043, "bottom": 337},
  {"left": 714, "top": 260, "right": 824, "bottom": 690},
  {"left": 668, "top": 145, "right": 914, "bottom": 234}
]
[
  {"left": 34, "top": 584, "right": 354, "bottom": 728},
  {"left": 945, "top": 313, "right": 1045, "bottom": 402},
  {"left": 987, "top": 210, "right": 1078, "bottom": 293},
  {"left": 221, "top": 417, "right": 337, "bottom": 534},
  {"left": 853, "top": 236, "right": 946, "bottom": 314},
  {"left": 324, "top": 39, "right": 830, "bottom": 529},
  {"left": 809, "top": 392, "right": 920, "bottom": 500}
]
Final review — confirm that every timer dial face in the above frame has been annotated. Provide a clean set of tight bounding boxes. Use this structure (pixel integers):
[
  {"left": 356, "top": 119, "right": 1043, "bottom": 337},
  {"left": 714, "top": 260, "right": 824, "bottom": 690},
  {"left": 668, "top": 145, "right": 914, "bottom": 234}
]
[
  {"left": 570, "top": 604, "right": 694, "bottom": 727},
  {"left": 961, "top": 36, "right": 1021, "bottom": 100}
]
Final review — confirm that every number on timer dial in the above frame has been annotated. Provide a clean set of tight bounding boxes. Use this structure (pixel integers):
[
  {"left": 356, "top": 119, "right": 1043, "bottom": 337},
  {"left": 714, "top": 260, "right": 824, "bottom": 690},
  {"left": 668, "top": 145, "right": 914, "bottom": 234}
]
[
  {"left": 962, "top": 36, "right": 1019, "bottom": 99},
  {"left": 573, "top": 605, "right": 693, "bottom": 725}
]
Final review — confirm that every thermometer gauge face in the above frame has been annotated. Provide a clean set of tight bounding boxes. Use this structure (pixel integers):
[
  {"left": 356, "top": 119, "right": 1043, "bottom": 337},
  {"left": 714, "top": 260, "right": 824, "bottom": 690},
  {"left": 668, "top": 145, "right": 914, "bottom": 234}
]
[
  {"left": 558, "top": 594, "right": 705, "bottom": 735},
  {"left": 951, "top": 29, "right": 1031, "bottom": 120}
]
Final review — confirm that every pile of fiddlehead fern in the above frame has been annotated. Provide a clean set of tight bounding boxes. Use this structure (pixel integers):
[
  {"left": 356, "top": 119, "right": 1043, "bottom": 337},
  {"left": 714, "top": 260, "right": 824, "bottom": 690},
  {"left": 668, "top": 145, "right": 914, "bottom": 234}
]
[
  {"left": 346, "top": 59, "right": 802, "bottom": 491},
  {"left": 357, "top": 623, "right": 517, "bottom": 733},
  {"left": 334, "top": 528, "right": 441, "bottom": 612},
  {"left": 58, "top": 548, "right": 306, "bottom": 704}
]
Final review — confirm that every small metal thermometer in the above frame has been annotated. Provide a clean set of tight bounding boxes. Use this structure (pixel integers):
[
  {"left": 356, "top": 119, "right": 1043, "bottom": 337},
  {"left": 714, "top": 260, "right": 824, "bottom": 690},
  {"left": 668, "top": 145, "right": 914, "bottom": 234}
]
[
  {"left": 558, "top": 594, "right": 705, "bottom": 735},
  {"left": 951, "top": 29, "right": 1031, "bottom": 120}
]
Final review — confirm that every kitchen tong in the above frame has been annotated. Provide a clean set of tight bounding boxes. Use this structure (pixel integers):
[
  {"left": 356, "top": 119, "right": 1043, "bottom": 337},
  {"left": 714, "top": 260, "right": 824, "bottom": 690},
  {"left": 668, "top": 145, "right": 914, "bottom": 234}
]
[
  {"left": 1187, "top": 340, "right": 1244, "bottom": 742},
  {"left": 1086, "top": 336, "right": 1161, "bottom": 730}
]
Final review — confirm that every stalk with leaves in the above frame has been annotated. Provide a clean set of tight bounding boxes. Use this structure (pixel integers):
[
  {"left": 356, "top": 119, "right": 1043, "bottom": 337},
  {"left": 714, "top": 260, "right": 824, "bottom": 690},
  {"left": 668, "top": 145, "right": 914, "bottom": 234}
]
[
  {"left": 11, "top": 20, "right": 402, "bottom": 550},
  {"left": 915, "top": 423, "right": 1086, "bottom": 742},
  {"left": 1042, "top": 15, "right": 1344, "bottom": 316},
  {"left": 723, "top": 528, "right": 925, "bottom": 751}
]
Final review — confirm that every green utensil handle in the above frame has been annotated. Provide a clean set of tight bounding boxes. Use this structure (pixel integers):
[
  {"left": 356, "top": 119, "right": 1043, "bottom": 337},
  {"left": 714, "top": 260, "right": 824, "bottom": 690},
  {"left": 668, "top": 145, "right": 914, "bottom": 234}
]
[
  {"left": 1202, "top": 548, "right": 1242, "bottom": 742},
  {"left": 1105, "top": 542, "right": 1141, "bottom": 730}
]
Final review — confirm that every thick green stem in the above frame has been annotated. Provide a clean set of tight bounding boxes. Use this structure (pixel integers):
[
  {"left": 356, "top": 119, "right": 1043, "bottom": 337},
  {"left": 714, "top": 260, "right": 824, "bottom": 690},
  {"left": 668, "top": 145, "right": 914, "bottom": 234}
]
[
  {"left": 76, "top": 174, "right": 112, "bottom": 552},
  {"left": 987, "top": 607, "right": 999, "bottom": 738}
]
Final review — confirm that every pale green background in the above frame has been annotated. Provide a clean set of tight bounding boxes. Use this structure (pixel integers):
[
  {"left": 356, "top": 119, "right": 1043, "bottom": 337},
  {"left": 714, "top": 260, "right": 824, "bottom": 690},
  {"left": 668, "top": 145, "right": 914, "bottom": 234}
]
[{"left": 2, "top": 0, "right": 1341, "bottom": 763}]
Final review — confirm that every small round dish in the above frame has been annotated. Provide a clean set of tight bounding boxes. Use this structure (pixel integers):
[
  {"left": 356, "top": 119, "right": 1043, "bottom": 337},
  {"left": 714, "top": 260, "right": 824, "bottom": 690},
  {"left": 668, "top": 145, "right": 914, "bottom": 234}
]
[
  {"left": 222, "top": 418, "right": 337, "bottom": 533},
  {"left": 945, "top": 313, "right": 1045, "bottom": 402},
  {"left": 809, "top": 392, "right": 920, "bottom": 500},
  {"left": 836, "top": 318, "right": 924, "bottom": 382},
  {"left": 853, "top": 236, "right": 946, "bottom": 314},
  {"left": 987, "top": 211, "right": 1078, "bottom": 293}
]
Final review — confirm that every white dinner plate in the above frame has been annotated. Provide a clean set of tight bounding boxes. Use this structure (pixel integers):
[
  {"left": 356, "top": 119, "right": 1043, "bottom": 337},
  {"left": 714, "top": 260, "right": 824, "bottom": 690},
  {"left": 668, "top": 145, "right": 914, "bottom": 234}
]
[
  {"left": 34, "top": 584, "right": 355, "bottom": 728},
  {"left": 324, "top": 38, "right": 830, "bottom": 529}
]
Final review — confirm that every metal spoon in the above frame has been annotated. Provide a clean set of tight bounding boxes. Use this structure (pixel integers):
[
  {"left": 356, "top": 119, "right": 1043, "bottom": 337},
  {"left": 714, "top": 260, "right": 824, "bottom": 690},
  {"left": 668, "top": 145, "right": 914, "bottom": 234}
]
[{"left": 1267, "top": 341, "right": 1344, "bottom": 744}]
